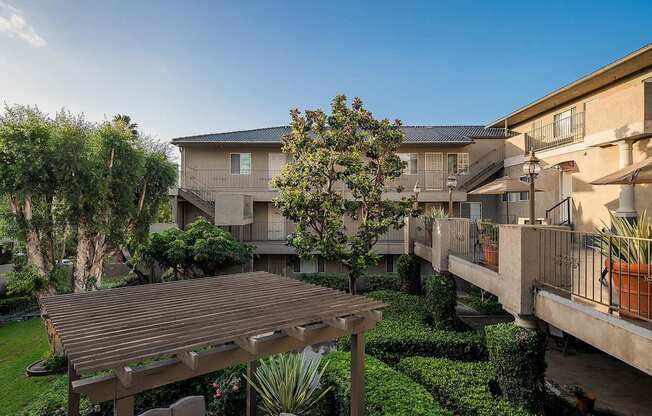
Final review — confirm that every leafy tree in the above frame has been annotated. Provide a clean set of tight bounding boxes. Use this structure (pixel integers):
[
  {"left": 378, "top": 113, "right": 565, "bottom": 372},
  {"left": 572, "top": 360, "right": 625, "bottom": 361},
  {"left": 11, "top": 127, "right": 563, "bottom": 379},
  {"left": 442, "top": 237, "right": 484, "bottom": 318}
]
[
  {"left": 272, "top": 95, "right": 419, "bottom": 294},
  {"left": 138, "top": 218, "right": 254, "bottom": 279},
  {"left": 0, "top": 105, "right": 177, "bottom": 294}
]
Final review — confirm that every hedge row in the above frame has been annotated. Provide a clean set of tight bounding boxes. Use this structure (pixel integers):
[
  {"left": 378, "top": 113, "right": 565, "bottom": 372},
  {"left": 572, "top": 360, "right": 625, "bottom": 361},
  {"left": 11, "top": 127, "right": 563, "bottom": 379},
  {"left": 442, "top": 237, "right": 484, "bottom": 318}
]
[
  {"left": 0, "top": 295, "right": 37, "bottom": 315},
  {"left": 339, "top": 291, "right": 485, "bottom": 364},
  {"left": 301, "top": 272, "right": 400, "bottom": 293},
  {"left": 397, "top": 254, "right": 421, "bottom": 294},
  {"left": 397, "top": 357, "right": 529, "bottom": 416},
  {"left": 320, "top": 351, "right": 452, "bottom": 416},
  {"left": 485, "top": 323, "right": 546, "bottom": 414}
]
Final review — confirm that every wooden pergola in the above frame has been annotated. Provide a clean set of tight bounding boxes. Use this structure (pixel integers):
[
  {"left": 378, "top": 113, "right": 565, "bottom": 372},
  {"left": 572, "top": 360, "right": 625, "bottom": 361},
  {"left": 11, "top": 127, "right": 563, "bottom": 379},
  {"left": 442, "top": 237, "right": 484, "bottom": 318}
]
[{"left": 40, "top": 272, "right": 384, "bottom": 416}]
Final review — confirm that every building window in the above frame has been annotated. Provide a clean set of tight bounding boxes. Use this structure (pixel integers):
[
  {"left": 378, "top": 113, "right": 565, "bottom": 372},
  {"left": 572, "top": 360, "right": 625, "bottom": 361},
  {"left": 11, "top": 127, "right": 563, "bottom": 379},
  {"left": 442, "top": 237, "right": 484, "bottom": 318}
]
[
  {"left": 447, "top": 153, "right": 469, "bottom": 175},
  {"left": 386, "top": 255, "right": 394, "bottom": 273},
  {"left": 398, "top": 153, "right": 418, "bottom": 175},
  {"left": 501, "top": 192, "right": 528, "bottom": 202},
  {"left": 230, "top": 153, "right": 252, "bottom": 175}
]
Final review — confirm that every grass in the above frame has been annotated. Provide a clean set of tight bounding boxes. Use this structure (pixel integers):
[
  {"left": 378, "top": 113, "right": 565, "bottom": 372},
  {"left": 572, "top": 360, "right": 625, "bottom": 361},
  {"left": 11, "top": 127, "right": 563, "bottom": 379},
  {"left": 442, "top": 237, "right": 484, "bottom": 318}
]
[{"left": 0, "top": 319, "right": 64, "bottom": 415}]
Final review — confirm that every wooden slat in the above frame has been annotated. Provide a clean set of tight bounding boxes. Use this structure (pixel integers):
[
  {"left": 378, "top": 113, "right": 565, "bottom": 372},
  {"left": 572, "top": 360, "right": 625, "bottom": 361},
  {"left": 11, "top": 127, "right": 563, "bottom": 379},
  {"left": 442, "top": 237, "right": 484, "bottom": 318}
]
[{"left": 40, "top": 272, "right": 386, "bottom": 375}]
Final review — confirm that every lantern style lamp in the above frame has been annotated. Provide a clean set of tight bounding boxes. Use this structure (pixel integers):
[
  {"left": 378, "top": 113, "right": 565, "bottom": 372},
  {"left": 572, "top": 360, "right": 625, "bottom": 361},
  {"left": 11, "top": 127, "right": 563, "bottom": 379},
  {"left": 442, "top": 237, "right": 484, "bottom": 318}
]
[
  {"left": 446, "top": 174, "right": 458, "bottom": 217},
  {"left": 523, "top": 151, "right": 541, "bottom": 225}
]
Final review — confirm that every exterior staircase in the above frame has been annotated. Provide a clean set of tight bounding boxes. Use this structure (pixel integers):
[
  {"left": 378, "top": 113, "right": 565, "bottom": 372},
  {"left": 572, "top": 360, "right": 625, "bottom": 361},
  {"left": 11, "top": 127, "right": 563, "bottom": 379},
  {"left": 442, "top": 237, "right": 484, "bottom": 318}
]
[
  {"left": 178, "top": 188, "right": 215, "bottom": 222},
  {"left": 545, "top": 197, "right": 572, "bottom": 227},
  {"left": 460, "top": 160, "right": 504, "bottom": 190}
]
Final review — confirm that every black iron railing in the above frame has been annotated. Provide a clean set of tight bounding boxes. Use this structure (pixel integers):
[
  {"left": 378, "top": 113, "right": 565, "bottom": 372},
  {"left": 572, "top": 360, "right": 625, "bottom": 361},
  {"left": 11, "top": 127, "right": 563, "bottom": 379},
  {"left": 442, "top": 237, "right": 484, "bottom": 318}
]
[{"left": 526, "top": 112, "right": 584, "bottom": 152}]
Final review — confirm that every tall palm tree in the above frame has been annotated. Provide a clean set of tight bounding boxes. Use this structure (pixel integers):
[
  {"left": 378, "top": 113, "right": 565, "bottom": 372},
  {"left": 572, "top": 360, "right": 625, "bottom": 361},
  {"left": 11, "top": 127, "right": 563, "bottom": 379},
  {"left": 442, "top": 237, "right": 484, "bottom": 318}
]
[{"left": 113, "top": 114, "right": 139, "bottom": 137}]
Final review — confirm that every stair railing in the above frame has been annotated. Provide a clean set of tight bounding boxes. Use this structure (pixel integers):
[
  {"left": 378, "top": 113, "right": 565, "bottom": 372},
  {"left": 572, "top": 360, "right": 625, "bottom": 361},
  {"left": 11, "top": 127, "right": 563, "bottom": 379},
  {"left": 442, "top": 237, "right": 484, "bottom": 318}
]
[{"left": 545, "top": 197, "right": 572, "bottom": 226}]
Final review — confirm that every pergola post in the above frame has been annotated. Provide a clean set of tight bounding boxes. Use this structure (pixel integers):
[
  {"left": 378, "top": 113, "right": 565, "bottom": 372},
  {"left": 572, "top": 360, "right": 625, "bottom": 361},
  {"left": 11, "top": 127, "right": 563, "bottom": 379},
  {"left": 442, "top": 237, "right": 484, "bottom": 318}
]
[
  {"left": 350, "top": 332, "right": 365, "bottom": 416},
  {"left": 68, "top": 362, "right": 80, "bottom": 416},
  {"left": 246, "top": 360, "right": 258, "bottom": 416},
  {"left": 114, "top": 396, "right": 135, "bottom": 416}
]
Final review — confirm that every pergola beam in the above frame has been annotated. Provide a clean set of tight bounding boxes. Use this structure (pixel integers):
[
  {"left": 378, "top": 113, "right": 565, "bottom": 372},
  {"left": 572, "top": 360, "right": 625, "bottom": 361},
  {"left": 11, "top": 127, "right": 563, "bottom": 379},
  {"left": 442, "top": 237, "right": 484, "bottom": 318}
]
[{"left": 73, "top": 316, "right": 377, "bottom": 403}]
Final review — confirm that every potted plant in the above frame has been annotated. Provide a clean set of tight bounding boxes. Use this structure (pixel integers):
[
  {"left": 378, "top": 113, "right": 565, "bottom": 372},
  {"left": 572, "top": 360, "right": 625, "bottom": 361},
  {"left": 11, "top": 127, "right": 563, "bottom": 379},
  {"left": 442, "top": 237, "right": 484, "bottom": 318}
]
[
  {"left": 597, "top": 211, "right": 651, "bottom": 319},
  {"left": 478, "top": 221, "right": 499, "bottom": 268},
  {"left": 567, "top": 384, "right": 596, "bottom": 415}
]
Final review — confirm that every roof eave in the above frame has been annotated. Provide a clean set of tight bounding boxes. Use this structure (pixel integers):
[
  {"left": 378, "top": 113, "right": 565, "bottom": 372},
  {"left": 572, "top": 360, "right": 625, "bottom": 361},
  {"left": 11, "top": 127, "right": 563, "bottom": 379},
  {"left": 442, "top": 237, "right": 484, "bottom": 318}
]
[{"left": 486, "top": 43, "right": 652, "bottom": 128}]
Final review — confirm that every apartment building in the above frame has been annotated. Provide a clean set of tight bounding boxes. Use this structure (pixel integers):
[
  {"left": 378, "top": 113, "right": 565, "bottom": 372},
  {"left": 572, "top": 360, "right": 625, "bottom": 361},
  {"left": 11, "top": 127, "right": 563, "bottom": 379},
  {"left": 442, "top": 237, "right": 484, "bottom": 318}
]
[
  {"left": 488, "top": 43, "right": 652, "bottom": 231},
  {"left": 171, "top": 126, "right": 510, "bottom": 275}
]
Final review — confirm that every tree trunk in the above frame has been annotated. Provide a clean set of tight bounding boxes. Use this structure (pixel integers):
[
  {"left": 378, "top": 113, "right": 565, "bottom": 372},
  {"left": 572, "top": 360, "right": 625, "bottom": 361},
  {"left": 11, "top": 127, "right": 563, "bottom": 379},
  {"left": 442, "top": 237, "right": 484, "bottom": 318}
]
[
  {"left": 74, "top": 219, "right": 107, "bottom": 292},
  {"left": 10, "top": 195, "right": 49, "bottom": 277},
  {"left": 348, "top": 269, "right": 361, "bottom": 295}
]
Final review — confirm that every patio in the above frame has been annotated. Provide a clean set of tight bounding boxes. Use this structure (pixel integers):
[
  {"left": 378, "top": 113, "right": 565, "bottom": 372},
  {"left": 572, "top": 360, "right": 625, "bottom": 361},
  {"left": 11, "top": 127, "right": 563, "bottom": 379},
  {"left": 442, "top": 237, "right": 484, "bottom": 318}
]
[{"left": 40, "top": 272, "right": 385, "bottom": 416}]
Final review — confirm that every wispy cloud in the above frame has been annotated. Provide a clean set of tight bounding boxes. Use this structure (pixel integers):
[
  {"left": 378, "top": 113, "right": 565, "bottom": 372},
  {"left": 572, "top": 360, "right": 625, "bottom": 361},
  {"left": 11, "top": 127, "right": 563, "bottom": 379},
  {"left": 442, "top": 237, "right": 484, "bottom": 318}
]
[{"left": 0, "top": 1, "right": 46, "bottom": 48}]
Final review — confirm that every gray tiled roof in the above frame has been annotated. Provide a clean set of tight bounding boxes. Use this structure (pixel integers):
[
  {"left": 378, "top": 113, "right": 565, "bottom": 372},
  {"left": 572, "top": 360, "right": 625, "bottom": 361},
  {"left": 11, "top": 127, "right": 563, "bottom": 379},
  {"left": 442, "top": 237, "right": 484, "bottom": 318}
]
[{"left": 171, "top": 125, "right": 509, "bottom": 145}]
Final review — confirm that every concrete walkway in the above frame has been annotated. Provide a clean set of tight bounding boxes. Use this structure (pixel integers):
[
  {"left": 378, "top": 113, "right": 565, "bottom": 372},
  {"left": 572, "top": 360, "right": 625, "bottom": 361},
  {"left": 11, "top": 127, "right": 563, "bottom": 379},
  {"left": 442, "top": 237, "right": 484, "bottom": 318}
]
[{"left": 546, "top": 348, "right": 652, "bottom": 416}]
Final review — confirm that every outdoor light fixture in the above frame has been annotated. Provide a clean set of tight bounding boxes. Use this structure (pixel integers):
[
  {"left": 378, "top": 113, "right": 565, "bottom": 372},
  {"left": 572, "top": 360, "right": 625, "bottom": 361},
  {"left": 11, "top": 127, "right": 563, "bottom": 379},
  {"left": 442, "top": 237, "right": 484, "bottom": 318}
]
[
  {"left": 413, "top": 181, "right": 421, "bottom": 209},
  {"left": 447, "top": 174, "right": 457, "bottom": 217},
  {"left": 523, "top": 151, "right": 541, "bottom": 225}
]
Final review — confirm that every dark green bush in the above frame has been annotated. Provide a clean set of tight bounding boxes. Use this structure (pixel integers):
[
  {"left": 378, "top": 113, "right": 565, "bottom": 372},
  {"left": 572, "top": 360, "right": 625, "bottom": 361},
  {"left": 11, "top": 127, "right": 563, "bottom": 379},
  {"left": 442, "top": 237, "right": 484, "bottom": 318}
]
[
  {"left": 301, "top": 272, "right": 349, "bottom": 291},
  {"left": 301, "top": 273, "right": 399, "bottom": 293},
  {"left": 339, "top": 290, "right": 486, "bottom": 364},
  {"left": 22, "top": 377, "right": 102, "bottom": 416},
  {"left": 397, "top": 254, "right": 421, "bottom": 294},
  {"left": 397, "top": 357, "right": 529, "bottom": 416},
  {"left": 321, "top": 351, "right": 451, "bottom": 416},
  {"left": 0, "top": 295, "right": 37, "bottom": 315},
  {"left": 485, "top": 323, "right": 546, "bottom": 414},
  {"left": 363, "top": 273, "right": 400, "bottom": 293},
  {"left": 423, "top": 274, "right": 457, "bottom": 330}
]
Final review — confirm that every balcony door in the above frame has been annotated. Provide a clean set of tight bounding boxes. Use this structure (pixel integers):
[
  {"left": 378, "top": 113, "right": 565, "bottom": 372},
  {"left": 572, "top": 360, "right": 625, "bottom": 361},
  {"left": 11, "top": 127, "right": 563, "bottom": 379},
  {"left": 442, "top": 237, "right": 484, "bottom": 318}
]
[
  {"left": 424, "top": 152, "right": 443, "bottom": 190},
  {"left": 268, "top": 206, "right": 285, "bottom": 240},
  {"left": 268, "top": 153, "right": 287, "bottom": 189},
  {"left": 559, "top": 171, "right": 573, "bottom": 224}
]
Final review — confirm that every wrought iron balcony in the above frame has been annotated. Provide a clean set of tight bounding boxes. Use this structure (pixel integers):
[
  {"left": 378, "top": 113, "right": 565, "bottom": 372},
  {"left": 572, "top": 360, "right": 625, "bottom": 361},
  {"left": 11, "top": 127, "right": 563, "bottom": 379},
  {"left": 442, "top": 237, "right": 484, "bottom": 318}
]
[{"left": 526, "top": 112, "right": 585, "bottom": 152}]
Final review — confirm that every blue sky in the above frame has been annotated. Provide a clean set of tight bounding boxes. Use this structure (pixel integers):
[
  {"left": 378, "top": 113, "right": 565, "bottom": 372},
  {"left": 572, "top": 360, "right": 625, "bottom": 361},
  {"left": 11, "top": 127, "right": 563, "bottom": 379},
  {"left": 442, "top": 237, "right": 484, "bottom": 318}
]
[{"left": 1, "top": 1, "right": 651, "bottom": 146}]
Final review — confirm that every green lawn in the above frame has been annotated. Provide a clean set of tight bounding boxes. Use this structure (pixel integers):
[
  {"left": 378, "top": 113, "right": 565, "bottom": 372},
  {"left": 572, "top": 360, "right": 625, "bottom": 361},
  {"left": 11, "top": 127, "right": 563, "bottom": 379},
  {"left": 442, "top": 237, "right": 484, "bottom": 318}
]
[{"left": 0, "top": 319, "right": 64, "bottom": 415}]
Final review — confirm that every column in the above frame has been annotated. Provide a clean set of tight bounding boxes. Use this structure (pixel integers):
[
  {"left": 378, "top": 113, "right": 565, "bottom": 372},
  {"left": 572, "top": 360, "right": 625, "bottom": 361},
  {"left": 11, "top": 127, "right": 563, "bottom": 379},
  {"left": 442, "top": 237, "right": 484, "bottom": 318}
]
[
  {"left": 615, "top": 140, "right": 637, "bottom": 219},
  {"left": 114, "top": 396, "right": 135, "bottom": 416},
  {"left": 246, "top": 360, "right": 257, "bottom": 416},
  {"left": 68, "top": 362, "right": 80, "bottom": 416}
]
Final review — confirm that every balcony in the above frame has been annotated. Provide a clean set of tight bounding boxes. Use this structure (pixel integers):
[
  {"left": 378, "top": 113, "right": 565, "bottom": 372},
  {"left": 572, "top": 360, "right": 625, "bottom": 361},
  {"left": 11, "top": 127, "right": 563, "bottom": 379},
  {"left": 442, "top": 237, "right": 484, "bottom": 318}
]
[{"left": 526, "top": 112, "right": 585, "bottom": 153}]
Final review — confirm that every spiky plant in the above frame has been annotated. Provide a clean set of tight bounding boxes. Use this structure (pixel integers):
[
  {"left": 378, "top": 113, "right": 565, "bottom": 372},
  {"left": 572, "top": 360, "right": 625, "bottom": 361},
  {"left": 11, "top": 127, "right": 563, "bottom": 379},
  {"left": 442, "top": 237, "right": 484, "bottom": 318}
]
[
  {"left": 244, "top": 353, "right": 330, "bottom": 416},
  {"left": 428, "top": 207, "right": 448, "bottom": 220},
  {"left": 596, "top": 210, "right": 652, "bottom": 264}
]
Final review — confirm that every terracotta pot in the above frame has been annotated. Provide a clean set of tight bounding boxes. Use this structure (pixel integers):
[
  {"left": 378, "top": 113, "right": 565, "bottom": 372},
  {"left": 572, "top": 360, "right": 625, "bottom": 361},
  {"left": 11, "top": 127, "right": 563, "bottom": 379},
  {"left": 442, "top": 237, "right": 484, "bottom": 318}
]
[
  {"left": 606, "top": 260, "right": 651, "bottom": 319},
  {"left": 575, "top": 394, "right": 596, "bottom": 415},
  {"left": 481, "top": 238, "right": 499, "bottom": 268}
]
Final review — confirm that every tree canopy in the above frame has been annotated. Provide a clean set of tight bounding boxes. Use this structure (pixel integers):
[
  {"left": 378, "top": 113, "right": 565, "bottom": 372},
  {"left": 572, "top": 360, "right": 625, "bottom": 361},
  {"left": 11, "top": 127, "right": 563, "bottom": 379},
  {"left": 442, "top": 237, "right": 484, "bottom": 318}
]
[
  {"left": 137, "top": 218, "right": 254, "bottom": 279},
  {"left": 272, "top": 95, "right": 419, "bottom": 293},
  {"left": 0, "top": 104, "right": 177, "bottom": 295}
]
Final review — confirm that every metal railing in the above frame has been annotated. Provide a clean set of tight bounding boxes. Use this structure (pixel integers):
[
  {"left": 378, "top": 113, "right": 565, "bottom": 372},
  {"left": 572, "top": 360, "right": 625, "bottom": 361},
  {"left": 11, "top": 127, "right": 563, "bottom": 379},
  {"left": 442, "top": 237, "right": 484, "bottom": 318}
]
[
  {"left": 526, "top": 112, "right": 585, "bottom": 152},
  {"left": 545, "top": 197, "right": 572, "bottom": 226},
  {"left": 181, "top": 166, "right": 470, "bottom": 193},
  {"left": 224, "top": 221, "right": 403, "bottom": 243},
  {"left": 536, "top": 228, "right": 651, "bottom": 322},
  {"left": 448, "top": 219, "right": 499, "bottom": 270}
]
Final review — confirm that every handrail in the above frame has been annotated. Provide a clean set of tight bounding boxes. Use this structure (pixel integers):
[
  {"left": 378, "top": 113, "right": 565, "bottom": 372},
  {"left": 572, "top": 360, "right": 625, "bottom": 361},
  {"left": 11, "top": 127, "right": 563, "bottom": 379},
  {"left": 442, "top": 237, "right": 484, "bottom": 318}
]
[{"left": 545, "top": 197, "right": 572, "bottom": 226}]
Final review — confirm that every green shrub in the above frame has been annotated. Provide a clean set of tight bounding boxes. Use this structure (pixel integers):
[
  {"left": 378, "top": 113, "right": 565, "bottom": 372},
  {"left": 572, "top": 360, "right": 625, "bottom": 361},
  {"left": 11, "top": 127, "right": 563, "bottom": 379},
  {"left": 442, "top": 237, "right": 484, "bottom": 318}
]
[
  {"left": 485, "top": 323, "right": 546, "bottom": 414},
  {"left": 301, "top": 273, "right": 400, "bottom": 293},
  {"left": 0, "top": 295, "right": 37, "bottom": 315},
  {"left": 301, "top": 273, "right": 350, "bottom": 291},
  {"left": 423, "top": 274, "right": 457, "bottom": 330},
  {"left": 22, "top": 377, "right": 102, "bottom": 416},
  {"left": 321, "top": 351, "right": 451, "bottom": 416},
  {"left": 397, "top": 254, "right": 421, "bottom": 294},
  {"left": 363, "top": 273, "right": 400, "bottom": 292},
  {"left": 365, "top": 290, "right": 427, "bottom": 323},
  {"left": 340, "top": 319, "right": 485, "bottom": 365},
  {"left": 339, "top": 290, "right": 485, "bottom": 364},
  {"left": 461, "top": 287, "right": 503, "bottom": 315},
  {"left": 397, "top": 357, "right": 529, "bottom": 416}
]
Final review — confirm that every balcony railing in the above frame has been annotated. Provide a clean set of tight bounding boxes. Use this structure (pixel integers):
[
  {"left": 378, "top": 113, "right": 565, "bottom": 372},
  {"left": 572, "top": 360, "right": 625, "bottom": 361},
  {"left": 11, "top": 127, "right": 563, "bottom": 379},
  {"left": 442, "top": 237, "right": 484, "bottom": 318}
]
[
  {"left": 181, "top": 167, "right": 468, "bottom": 193},
  {"left": 536, "top": 227, "right": 651, "bottom": 322},
  {"left": 448, "top": 218, "right": 499, "bottom": 271},
  {"left": 224, "top": 221, "right": 404, "bottom": 243},
  {"left": 526, "top": 112, "right": 585, "bottom": 152}
]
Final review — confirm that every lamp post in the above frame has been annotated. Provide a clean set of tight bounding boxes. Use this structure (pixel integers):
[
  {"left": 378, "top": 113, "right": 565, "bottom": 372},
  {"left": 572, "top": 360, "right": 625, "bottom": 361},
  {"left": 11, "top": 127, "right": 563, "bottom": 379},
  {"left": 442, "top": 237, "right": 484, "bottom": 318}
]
[
  {"left": 446, "top": 174, "right": 457, "bottom": 217},
  {"left": 413, "top": 181, "right": 421, "bottom": 209},
  {"left": 523, "top": 151, "right": 541, "bottom": 225}
]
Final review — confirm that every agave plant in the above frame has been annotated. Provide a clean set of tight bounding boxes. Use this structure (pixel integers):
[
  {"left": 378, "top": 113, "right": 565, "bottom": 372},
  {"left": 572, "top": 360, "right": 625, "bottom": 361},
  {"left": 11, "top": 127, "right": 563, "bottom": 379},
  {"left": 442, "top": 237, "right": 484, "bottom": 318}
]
[
  {"left": 244, "top": 353, "right": 330, "bottom": 416},
  {"left": 429, "top": 207, "right": 448, "bottom": 220},
  {"left": 596, "top": 210, "right": 652, "bottom": 264}
]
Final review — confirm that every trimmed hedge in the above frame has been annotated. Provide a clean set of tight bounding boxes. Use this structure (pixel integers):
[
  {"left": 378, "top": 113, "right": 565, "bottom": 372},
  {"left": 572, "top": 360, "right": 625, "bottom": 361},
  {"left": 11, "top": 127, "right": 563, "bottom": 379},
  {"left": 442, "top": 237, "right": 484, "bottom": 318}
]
[
  {"left": 485, "top": 323, "right": 546, "bottom": 414},
  {"left": 339, "top": 291, "right": 486, "bottom": 364},
  {"left": 0, "top": 295, "right": 38, "bottom": 315},
  {"left": 301, "top": 272, "right": 400, "bottom": 293},
  {"left": 397, "top": 357, "right": 529, "bottom": 416},
  {"left": 397, "top": 254, "right": 421, "bottom": 294},
  {"left": 423, "top": 274, "right": 457, "bottom": 330},
  {"left": 320, "top": 351, "right": 452, "bottom": 416},
  {"left": 23, "top": 377, "right": 102, "bottom": 416}
]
